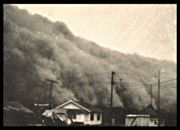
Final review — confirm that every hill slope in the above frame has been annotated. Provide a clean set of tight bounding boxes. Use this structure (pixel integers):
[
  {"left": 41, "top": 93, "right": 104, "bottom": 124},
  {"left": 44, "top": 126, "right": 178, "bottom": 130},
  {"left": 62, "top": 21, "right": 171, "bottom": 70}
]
[{"left": 3, "top": 5, "right": 176, "bottom": 118}]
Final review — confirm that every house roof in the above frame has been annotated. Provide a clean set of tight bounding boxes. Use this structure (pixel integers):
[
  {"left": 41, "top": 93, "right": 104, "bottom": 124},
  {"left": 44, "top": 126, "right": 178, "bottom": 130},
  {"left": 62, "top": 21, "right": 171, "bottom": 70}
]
[
  {"left": 54, "top": 108, "right": 67, "bottom": 114},
  {"left": 3, "top": 101, "right": 34, "bottom": 114},
  {"left": 140, "top": 104, "right": 158, "bottom": 117},
  {"left": 126, "top": 114, "right": 150, "bottom": 118},
  {"left": 79, "top": 102, "right": 102, "bottom": 113},
  {"left": 42, "top": 108, "right": 67, "bottom": 118},
  {"left": 55, "top": 100, "right": 102, "bottom": 113},
  {"left": 56, "top": 100, "right": 91, "bottom": 112}
]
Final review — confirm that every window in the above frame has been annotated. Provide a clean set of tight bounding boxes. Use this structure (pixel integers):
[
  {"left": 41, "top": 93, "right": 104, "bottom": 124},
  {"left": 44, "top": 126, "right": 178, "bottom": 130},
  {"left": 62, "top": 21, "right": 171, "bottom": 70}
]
[
  {"left": 90, "top": 113, "right": 94, "bottom": 121},
  {"left": 72, "top": 114, "right": 76, "bottom": 119},
  {"left": 97, "top": 113, "right": 101, "bottom": 121},
  {"left": 154, "top": 120, "right": 158, "bottom": 125}
]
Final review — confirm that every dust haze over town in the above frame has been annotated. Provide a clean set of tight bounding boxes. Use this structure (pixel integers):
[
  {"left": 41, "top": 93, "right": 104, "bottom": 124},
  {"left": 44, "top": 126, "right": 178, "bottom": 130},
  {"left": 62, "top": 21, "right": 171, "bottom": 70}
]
[
  {"left": 3, "top": 4, "right": 176, "bottom": 126},
  {"left": 15, "top": 4, "right": 176, "bottom": 63}
]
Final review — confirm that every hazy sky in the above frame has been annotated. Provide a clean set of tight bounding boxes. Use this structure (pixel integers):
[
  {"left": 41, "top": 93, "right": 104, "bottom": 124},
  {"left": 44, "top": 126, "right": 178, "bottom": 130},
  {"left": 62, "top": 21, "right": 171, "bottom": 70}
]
[{"left": 13, "top": 4, "right": 176, "bottom": 62}]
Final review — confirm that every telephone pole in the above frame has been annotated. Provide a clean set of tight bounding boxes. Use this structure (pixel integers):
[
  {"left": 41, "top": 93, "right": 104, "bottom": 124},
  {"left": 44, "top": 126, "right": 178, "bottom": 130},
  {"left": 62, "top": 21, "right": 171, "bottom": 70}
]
[
  {"left": 157, "top": 70, "right": 161, "bottom": 127},
  {"left": 110, "top": 71, "right": 116, "bottom": 125},
  {"left": 45, "top": 79, "right": 58, "bottom": 109},
  {"left": 150, "top": 84, "right": 153, "bottom": 105},
  {"left": 110, "top": 71, "right": 116, "bottom": 109}
]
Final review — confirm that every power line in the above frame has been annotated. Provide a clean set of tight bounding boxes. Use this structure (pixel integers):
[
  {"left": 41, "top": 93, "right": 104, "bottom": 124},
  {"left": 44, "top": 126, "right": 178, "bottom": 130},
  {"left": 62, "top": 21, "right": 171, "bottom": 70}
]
[
  {"left": 151, "top": 79, "right": 176, "bottom": 86},
  {"left": 44, "top": 79, "right": 59, "bottom": 109},
  {"left": 110, "top": 71, "right": 116, "bottom": 126},
  {"left": 87, "top": 80, "right": 176, "bottom": 88}
]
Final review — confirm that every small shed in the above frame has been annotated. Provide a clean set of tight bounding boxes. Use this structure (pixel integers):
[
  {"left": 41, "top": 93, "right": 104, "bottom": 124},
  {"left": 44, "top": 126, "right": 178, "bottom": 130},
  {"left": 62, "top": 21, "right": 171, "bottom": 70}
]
[{"left": 125, "top": 114, "right": 150, "bottom": 126}]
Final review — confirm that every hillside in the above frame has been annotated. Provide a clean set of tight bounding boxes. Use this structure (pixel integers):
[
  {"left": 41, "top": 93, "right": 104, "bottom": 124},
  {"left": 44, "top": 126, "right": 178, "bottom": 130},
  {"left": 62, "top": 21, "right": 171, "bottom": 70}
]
[{"left": 3, "top": 5, "right": 176, "bottom": 124}]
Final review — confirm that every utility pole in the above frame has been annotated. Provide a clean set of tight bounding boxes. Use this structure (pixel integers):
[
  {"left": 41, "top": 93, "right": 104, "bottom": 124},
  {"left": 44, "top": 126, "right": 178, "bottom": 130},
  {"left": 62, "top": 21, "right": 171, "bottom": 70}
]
[
  {"left": 119, "top": 78, "right": 122, "bottom": 87},
  {"left": 110, "top": 71, "right": 116, "bottom": 125},
  {"left": 110, "top": 71, "right": 116, "bottom": 109},
  {"left": 157, "top": 70, "right": 161, "bottom": 127},
  {"left": 45, "top": 79, "right": 58, "bottom": 109},
  {"left": 150, "top": 84, "right": 153, "bottom": 105}
]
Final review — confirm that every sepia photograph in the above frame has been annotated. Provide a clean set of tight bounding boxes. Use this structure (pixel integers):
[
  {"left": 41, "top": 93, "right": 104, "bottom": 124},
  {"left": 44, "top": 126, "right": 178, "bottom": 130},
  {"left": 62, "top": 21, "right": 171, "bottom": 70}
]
[{"left": 3, "top": 4, "right": 177, "bottom": 126}]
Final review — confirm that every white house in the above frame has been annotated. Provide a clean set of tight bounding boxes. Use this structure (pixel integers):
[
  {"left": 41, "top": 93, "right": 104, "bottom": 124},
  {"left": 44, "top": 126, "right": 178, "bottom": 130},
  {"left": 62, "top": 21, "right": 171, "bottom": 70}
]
[
  {"left": 125, "top": 114, "right": 150, "bottom": 126},
  {"left": 55, "top": 100, "right": 102, "bottom": 125},
  {"left": 125, "top": 114, "right": 159, "bottom": 127}
]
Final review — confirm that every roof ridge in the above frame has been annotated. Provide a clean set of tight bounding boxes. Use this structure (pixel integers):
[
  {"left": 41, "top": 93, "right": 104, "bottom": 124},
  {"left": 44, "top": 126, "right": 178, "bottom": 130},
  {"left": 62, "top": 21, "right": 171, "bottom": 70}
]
[{"left": 55, "top": 100, "right": 91, "bottom": 112}]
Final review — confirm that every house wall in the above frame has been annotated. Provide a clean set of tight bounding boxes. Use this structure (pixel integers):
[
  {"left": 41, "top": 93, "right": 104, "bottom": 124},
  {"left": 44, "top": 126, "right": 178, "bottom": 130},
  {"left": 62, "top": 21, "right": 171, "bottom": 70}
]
[
  {"left": 71, "top": 113, "right": 102, "bottom": 125},
  {"left": 125, "top": 117, "right": 149, "bottom": 126},
  {"left": 149, "top": 118, "right": 158, "bottom": 126},
  {"left": 125, "top": 116, "right": 160, "bottom": 126},
  {"left": 83, "top": 113, "right": 102, "bottom": 125},
  {"left": 72, "top": 113, "right": 85, "bottom": 123}
]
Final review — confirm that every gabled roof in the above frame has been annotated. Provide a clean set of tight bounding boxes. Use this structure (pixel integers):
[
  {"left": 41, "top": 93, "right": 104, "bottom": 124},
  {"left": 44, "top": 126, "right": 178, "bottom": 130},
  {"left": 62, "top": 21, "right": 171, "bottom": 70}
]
[
  {"left": 77, "top": 101, "right": 103, "bottom": 113},
  {"left": 140, "top": 104, "right": 158, "bottom": 117},
  {"left": 55, "top": 100, "right": 91, "bottom": 112},
  {"left": 42, "top": 108, "right": 67, "bottom": 118}
]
